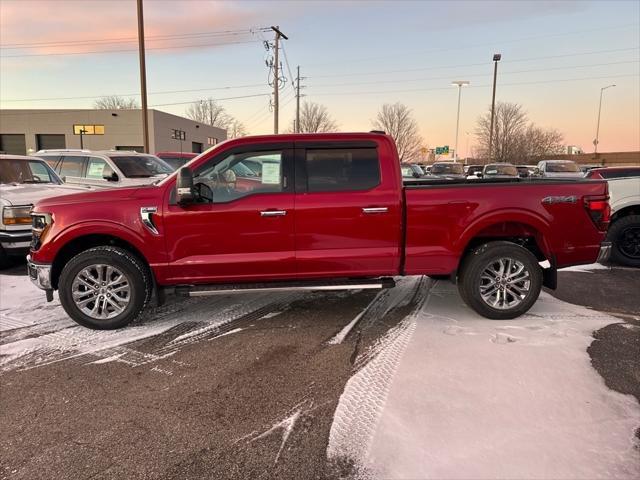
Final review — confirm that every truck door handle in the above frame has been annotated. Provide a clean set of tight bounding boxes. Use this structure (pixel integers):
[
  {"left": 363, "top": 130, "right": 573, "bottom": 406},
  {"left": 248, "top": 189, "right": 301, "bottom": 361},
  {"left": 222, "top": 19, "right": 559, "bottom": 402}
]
[
  {"left": 260, "top": 210, "right": 287, "bottom": 217},
  {"left": 362, "top": 207, "right": 388, "bottom": 214}
]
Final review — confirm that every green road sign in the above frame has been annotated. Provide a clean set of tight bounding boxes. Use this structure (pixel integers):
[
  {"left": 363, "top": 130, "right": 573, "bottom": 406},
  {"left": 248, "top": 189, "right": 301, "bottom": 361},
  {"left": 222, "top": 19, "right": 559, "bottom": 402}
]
[{"left": 435, "top": 146, "right": 449, "bottom": 155}]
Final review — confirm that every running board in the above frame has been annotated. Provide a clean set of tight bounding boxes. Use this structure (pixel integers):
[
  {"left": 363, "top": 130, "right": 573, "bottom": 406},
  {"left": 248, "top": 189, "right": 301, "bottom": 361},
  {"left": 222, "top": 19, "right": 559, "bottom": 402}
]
[{"left": 174, "top": 278, "right": 396, "bottom": 297}]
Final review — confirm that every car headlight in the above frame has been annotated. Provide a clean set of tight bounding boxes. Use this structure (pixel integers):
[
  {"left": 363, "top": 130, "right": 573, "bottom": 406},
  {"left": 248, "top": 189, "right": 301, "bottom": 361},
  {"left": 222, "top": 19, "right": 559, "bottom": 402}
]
[
  {"left": 2, "top": 205, "right": 32, "bottom": 225},
  {"left": 31, "top": 212, "right": 53, "bottom": 250}
]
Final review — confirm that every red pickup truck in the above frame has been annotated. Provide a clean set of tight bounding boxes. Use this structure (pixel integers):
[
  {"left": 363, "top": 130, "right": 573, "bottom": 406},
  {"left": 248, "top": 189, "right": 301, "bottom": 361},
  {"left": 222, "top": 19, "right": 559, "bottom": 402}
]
[{"left": 27, "top": 133, "right": 611, "bottom": 329}]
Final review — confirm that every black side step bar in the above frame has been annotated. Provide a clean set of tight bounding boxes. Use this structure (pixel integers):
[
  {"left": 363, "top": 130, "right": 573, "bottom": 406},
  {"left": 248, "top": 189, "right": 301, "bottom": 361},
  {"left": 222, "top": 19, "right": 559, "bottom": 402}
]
[{"left": 174, "top": 277, "right": 396, "bottom": 297}]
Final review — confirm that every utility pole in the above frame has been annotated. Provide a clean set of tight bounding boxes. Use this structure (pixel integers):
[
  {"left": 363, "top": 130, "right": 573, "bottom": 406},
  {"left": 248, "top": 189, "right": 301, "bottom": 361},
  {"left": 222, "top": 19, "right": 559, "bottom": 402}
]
[
  {"left": 271, "top": 26, "right": 288, "bottom": 134},
  {"left": 136, "top": 0, "right": 149, "bottom": 153},
  {"left": 594, "top": 84, "right": 616, "bottom": 154},
  {"left": 488, "top": 53, "right": 501, "bottom": 162},
  {"left": 296, "top": 66, "right": 301, "bottom": 133},
  {"left": 452, "top": 80, "right": 469, "bottom": 161},
  {"left": 209, "top": 98, "right": 213, "bottom": 127},
  {"left": 79, "top": 128, "right": 87, "bottom": 149}
]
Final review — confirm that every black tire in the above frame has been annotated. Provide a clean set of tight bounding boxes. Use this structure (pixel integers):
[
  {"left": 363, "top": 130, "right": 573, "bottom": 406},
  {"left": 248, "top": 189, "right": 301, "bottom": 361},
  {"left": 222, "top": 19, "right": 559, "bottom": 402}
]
[
  {"left": 58, "top": 246, "right": 151, "bottom": 329},
  {"left": 0, "top": 246, "right": 12, "bottom": 270},
  {"left": 606, "top": 215, "right": 640, "bottom": 268},
  {"left": 458, "top": 241, "right": 543, "bottom": 320}
]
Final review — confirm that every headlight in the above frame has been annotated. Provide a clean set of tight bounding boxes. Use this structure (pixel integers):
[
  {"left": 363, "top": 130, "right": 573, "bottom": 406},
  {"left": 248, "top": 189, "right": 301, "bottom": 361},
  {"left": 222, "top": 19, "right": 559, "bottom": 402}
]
[
  {"left": 2, "top": 205, "right": 32, "bottom": 225},
  {"left": 31, "top": 212, "right": 53, "bottom": 250}
]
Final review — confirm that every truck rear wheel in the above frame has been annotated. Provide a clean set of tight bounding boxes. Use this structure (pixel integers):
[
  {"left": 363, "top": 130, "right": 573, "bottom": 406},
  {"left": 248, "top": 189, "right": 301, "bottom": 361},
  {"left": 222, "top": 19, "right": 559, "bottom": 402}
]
[
  {"left": 458, "top": 241, "right": 542, "bottom": 320},
  {"left": 58, "top": 246, "right": 151, "bottom": 329},
  {"left": 606, "top": 215, "right": 640, "bottom": 267}
]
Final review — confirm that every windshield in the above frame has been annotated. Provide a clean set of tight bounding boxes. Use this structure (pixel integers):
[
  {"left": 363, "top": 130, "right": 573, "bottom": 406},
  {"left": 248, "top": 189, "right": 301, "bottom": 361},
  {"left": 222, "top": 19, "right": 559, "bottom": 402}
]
[
  {"left": 0, "top": 159, "right": 61, "bottom": 185},
  {"left": 401, "top": 166, "right": 414, "bottom": 177},
  {"left": 431, "top": 163, "right": 463, "bottom": 175},
  {"left": 110, "top": 155, "right": 173, "bottom": 178},
  {"left": 484, "top": 164, "right": 518, "bottom": 176},
  {"left": 547, "top": 162, "right": 580, "bottom": 173}
]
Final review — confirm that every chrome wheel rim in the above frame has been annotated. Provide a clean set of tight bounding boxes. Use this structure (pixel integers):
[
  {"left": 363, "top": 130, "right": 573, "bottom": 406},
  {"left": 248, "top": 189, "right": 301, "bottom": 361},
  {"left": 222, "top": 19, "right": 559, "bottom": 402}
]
[
  {"left": 479, "top": 257, "right": 531, "bottom": 310},
  {"left": 71, "top": 264, "right": 131, "bottom": 320}
]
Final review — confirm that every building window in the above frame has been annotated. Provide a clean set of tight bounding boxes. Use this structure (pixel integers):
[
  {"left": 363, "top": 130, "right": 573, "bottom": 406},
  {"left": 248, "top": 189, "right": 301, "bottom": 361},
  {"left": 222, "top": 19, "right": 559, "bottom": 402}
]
[
  {"left": 171, "top": 129, "right": 186, "bottom": 141},
  {"left": 207, "top": 137, "right": 218, "bottom": 146},
  {"left": 73, "top": 125, "right": 104, "bottom": 135}
]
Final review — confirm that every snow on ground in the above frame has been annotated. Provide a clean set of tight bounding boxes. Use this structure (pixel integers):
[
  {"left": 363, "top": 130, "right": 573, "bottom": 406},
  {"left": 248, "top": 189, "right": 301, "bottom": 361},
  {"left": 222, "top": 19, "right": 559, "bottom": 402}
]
[
  {"left": 0, "top": 271, "right": 302, "bottom": 372},
  {"left": 328, "top": 280, "right": 640, "bottom": 480}
]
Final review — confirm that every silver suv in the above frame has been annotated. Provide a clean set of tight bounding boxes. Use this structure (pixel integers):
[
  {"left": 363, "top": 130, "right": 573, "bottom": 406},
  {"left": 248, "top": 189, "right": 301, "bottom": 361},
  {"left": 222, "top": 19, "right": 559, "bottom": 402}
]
[{"left": 35, "top": 149, "right": 173, "bottom": 188}]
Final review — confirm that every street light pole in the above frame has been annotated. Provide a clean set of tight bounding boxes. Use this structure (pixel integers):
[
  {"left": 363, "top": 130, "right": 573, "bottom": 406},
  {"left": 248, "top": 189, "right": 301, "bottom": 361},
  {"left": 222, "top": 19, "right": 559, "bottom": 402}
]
[
  {"left": 594, "top": 84, "right": 616, "bottom": 154},
  {"left": 488, "top": 53, "right": 501, "bottom": 162},
  {"left": 137, "top": 0, "right": 149, "bottom": 153},
  {"left": 452, "top": 80, "right": 469, "bottom": 161},
  {"left": 79, "top": 129, "right": 87, "bottom": 149}
]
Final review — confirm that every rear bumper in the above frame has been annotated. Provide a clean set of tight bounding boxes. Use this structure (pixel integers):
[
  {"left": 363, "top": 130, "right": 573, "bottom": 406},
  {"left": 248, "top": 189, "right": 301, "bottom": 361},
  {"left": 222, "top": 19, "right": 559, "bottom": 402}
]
[
  {"left": 596, "top": 241, "right": 612, "bottom": 263},
  {"left": 0, "top": 230, "right": 31, "bottom": 256}
]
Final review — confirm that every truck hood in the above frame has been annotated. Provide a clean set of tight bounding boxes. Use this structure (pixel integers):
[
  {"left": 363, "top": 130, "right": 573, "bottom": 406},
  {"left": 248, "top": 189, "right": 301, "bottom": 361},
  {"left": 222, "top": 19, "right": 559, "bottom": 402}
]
[
  {"left": 34, "top": 184, "right": 152, "bottom": 210},
  {"left": 0, "top": 183, "right": 89, "bottom": 207}
]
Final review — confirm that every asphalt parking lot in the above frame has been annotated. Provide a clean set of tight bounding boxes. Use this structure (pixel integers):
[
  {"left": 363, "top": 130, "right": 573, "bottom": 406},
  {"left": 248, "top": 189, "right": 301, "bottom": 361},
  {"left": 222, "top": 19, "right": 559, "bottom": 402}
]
[{"left": 0, "top": 263, "right": 638, "bottom": 480}]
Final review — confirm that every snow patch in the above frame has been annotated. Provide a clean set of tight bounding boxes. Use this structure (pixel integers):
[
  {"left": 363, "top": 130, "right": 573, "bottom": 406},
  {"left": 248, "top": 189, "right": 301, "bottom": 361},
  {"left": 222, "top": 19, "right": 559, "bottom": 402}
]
[{"left": 328, "top": 280, "right": 640, "bottom": 479}]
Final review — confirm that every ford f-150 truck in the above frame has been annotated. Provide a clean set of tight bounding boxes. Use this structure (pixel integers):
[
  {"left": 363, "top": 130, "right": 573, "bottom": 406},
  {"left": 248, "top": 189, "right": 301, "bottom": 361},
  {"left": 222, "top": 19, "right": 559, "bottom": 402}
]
[{"left": 27, "top": 133, "right": 611, "bottom": 329}]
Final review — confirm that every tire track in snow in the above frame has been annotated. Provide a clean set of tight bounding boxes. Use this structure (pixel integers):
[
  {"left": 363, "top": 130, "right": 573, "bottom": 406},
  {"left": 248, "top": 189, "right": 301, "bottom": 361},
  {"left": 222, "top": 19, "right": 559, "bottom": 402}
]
[
  {"left": 0, "top": 291, "right": 303, "bottom": 372},
  {"left": 327, "top": 276, "right": 432, "bottom": 466}
]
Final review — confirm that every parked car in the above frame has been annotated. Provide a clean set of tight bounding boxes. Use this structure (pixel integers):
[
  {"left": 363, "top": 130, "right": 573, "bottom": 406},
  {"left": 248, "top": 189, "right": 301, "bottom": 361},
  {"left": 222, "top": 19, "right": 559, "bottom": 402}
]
[
  {"left": 516, "top": 166, "right": 531, "bottom": 178},
  {"left": 482, "top": 163, "right": 519, "bottom": 179},
  {"left": 586, "top": 167, "right": 640, "bottom": 267},
  {"left": 465, "top": 165, "right": 484, "bottom": 178},
  {"left": 401, "top": 163, "right": 424, "bottom": 179},
  {"left": 28, "top": 132, "right": 611, "bottom": 329},
  {"left": 585, "top": 166, "right": 640, "bottom": 180},
  {"left": 0, "top": 154, "right": 85, "bottom": 268},
  {"left": 36, "top": 149, "right": 173, "bottom": 188},
  {"left": 533, "top": 160, "right": 583, "bottom": 179},
  {"left": 429, "top": 162, "right": 465, "bottom": 179},
  {"left": 155, "top": 152, "right": 198, "bottom": 170}
]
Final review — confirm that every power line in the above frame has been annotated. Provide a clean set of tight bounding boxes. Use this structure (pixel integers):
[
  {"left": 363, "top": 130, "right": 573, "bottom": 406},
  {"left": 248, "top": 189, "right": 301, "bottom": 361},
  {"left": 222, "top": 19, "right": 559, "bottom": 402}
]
[
  {"left": 0, "top": 27, "right": 271, "bottom": 48},
  {"left": 1, "top": 38, "right": 261, "bottom": 58},
  {"left": 310, "top": 73, "right": 639, "bottom": 97},
  {"left": 150, "top": 93, "right": 270, "bottom": 108},
  {"left": 309, "top": 60, "right": 639, "bottom": 88},
  {"left": 307, "top": 22, "right": 639, "bottom": 67},
  {"left": 307, "top": 47, "right": 640, "bottom": 79},
  {"left": 2, "top": 83, "right": 268, "bottom": 103}
]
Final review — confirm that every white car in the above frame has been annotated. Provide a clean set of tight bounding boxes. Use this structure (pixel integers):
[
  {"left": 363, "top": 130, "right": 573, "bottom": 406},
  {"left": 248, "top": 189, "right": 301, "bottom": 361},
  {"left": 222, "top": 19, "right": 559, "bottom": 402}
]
[
  {"left": 35, "top": 149, "right": 173, "bottom": 189},
  {"left": 532, "top": 160, "right": 583, "bottom": 179},
  {"left": 586, "top": 167, "right": 640, "bottom": 267},
  {"left": 0, "top": 154, "right": 86, "bottom": 268}
]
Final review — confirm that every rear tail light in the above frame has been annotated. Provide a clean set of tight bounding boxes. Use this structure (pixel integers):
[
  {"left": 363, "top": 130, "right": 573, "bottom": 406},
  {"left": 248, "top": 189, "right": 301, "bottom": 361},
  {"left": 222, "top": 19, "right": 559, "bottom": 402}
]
[{"left": 584, "top": 195, "right": 610, "bottom": 231}]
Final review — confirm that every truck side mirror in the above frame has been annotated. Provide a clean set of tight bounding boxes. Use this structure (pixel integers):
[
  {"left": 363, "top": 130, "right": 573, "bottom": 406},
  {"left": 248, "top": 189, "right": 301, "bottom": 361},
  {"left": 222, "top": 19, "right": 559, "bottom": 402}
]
[
  {"left": 477, "top": 172, "right": 483, "bottom": 178},
  {"left": 176, "top": 167, "right": 194, "bottom": 204},
  {"left": 103, "top": 172, "right": 119, "bottom": 182}
]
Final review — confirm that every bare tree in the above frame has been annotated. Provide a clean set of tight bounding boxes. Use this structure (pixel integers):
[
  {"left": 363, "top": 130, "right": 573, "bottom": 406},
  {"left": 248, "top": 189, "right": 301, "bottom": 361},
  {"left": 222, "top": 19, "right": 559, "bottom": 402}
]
[
  {"left": 227, "top": 120, "right": 248, "bottom": 139},
  {"left": 372, "top": 102, "right": 423, "bottom": 162},
  {"left": 185, "top": 98, "right": 232, "bottom": 129},
  {"left": 475, "top": 102, "right": 564, "bottom": 163},
  {"left": 93, "top": 95, "right": 139, "bottom": 109},
  {"left": 288, "top": 101, "right": 338, "bottom": 133}
]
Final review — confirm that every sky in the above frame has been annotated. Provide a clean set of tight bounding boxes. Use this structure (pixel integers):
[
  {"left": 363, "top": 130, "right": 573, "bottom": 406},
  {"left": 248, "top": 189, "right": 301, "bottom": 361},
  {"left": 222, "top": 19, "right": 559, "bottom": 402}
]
[{"left": 1, "top": 0, "right": 639, "bottom": 155}]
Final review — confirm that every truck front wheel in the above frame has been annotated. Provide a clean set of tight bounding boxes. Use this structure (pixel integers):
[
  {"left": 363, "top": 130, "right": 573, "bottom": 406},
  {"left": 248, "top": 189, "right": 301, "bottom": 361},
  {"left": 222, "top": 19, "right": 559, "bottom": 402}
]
[
  {"left": 58, "top": 246, "right": 151, "bottom": 329},
  {"left": 458, "top": 241, "right": 542, "bottom": 320}
]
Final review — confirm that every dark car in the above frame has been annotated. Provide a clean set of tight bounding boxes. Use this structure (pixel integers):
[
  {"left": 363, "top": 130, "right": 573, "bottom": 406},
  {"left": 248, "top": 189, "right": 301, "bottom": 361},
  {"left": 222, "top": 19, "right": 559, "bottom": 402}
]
[
  {"left": 483, "top": 163, "right": 519, "bottom": 179},
  {"left": 430, "top": 162, "right": 465, "bottom": 179},
  {"left": 516, "top": 166, "right": 530, "bottom": 178},
  {"left": 465, "top": 165, "right": 484, "bottom": 178}
]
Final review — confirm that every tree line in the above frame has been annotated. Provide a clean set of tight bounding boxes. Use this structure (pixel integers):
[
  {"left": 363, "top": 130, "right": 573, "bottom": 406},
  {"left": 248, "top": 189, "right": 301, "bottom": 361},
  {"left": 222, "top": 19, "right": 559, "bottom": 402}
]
[{"left": 94, "top": 95, "right": 564, "bottom": 162}]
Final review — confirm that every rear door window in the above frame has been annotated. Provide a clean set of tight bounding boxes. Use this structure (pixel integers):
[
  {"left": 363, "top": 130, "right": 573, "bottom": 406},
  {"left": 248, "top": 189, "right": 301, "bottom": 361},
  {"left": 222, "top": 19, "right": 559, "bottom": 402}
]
[
  {"left": 305, "top": 147, "right": 380, "bottom": 192},
  {"left": 60, "top": 156, "right": 87, "bottom": 178}
]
